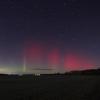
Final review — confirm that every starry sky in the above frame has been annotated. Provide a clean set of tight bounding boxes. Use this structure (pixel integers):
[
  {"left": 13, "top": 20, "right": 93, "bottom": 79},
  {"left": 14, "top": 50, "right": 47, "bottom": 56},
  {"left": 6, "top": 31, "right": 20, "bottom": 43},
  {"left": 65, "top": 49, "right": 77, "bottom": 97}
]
[{"left": 0, "top": 0, "right": 100, "bottom": 74}]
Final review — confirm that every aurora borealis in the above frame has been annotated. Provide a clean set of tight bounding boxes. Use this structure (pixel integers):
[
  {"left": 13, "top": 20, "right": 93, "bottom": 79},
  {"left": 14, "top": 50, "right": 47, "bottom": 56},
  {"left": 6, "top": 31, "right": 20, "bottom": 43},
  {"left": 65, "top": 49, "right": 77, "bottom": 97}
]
[{"left": 23, "top": 41, "right": 95, "bottom": 73}]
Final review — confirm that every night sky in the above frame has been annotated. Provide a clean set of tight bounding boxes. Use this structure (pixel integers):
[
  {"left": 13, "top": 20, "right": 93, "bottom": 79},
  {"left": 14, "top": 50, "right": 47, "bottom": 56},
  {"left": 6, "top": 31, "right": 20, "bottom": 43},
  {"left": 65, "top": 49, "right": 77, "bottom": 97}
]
[{"left": 0, "top": 0, "right": 100, "bottom": 74}]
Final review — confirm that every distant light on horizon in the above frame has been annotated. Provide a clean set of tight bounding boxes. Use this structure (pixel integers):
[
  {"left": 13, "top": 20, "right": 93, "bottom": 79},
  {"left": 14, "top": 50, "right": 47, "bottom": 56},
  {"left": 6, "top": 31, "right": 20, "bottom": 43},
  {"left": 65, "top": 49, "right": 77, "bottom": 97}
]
[{"left": 0, "top": 65, "right": 98, "bottom": 75}]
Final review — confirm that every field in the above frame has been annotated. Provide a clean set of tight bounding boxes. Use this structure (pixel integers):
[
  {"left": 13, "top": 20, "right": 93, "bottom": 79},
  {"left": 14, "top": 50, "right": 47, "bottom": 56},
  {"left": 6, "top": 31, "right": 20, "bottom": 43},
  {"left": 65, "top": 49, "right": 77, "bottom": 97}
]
[{"left": 0, "top": 74, "right": 100, "bottom": 100}]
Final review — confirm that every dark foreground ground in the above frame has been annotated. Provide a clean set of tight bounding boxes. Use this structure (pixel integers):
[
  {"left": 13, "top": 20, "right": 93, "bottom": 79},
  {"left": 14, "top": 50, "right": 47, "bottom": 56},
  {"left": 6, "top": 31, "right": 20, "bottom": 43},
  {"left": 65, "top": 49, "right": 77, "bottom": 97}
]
[{"left": 0, "top": 74, "right": 100, "bottom": 100}]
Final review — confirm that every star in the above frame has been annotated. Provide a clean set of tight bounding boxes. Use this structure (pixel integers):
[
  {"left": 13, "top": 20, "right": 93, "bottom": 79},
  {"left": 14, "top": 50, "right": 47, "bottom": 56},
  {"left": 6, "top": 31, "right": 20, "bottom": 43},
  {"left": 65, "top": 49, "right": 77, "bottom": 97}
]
[
  {"left": 71, "top": 38, "right": 77, "bottom": 41},
  {"left": 68, "top": 0, "right": 77, "bottom": 2},
  {"left": 64, "top": 2, "right": 67, "bottom": 7},
  {"left": 34, "top": 4, "right": 39, "bottom": 9}
]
